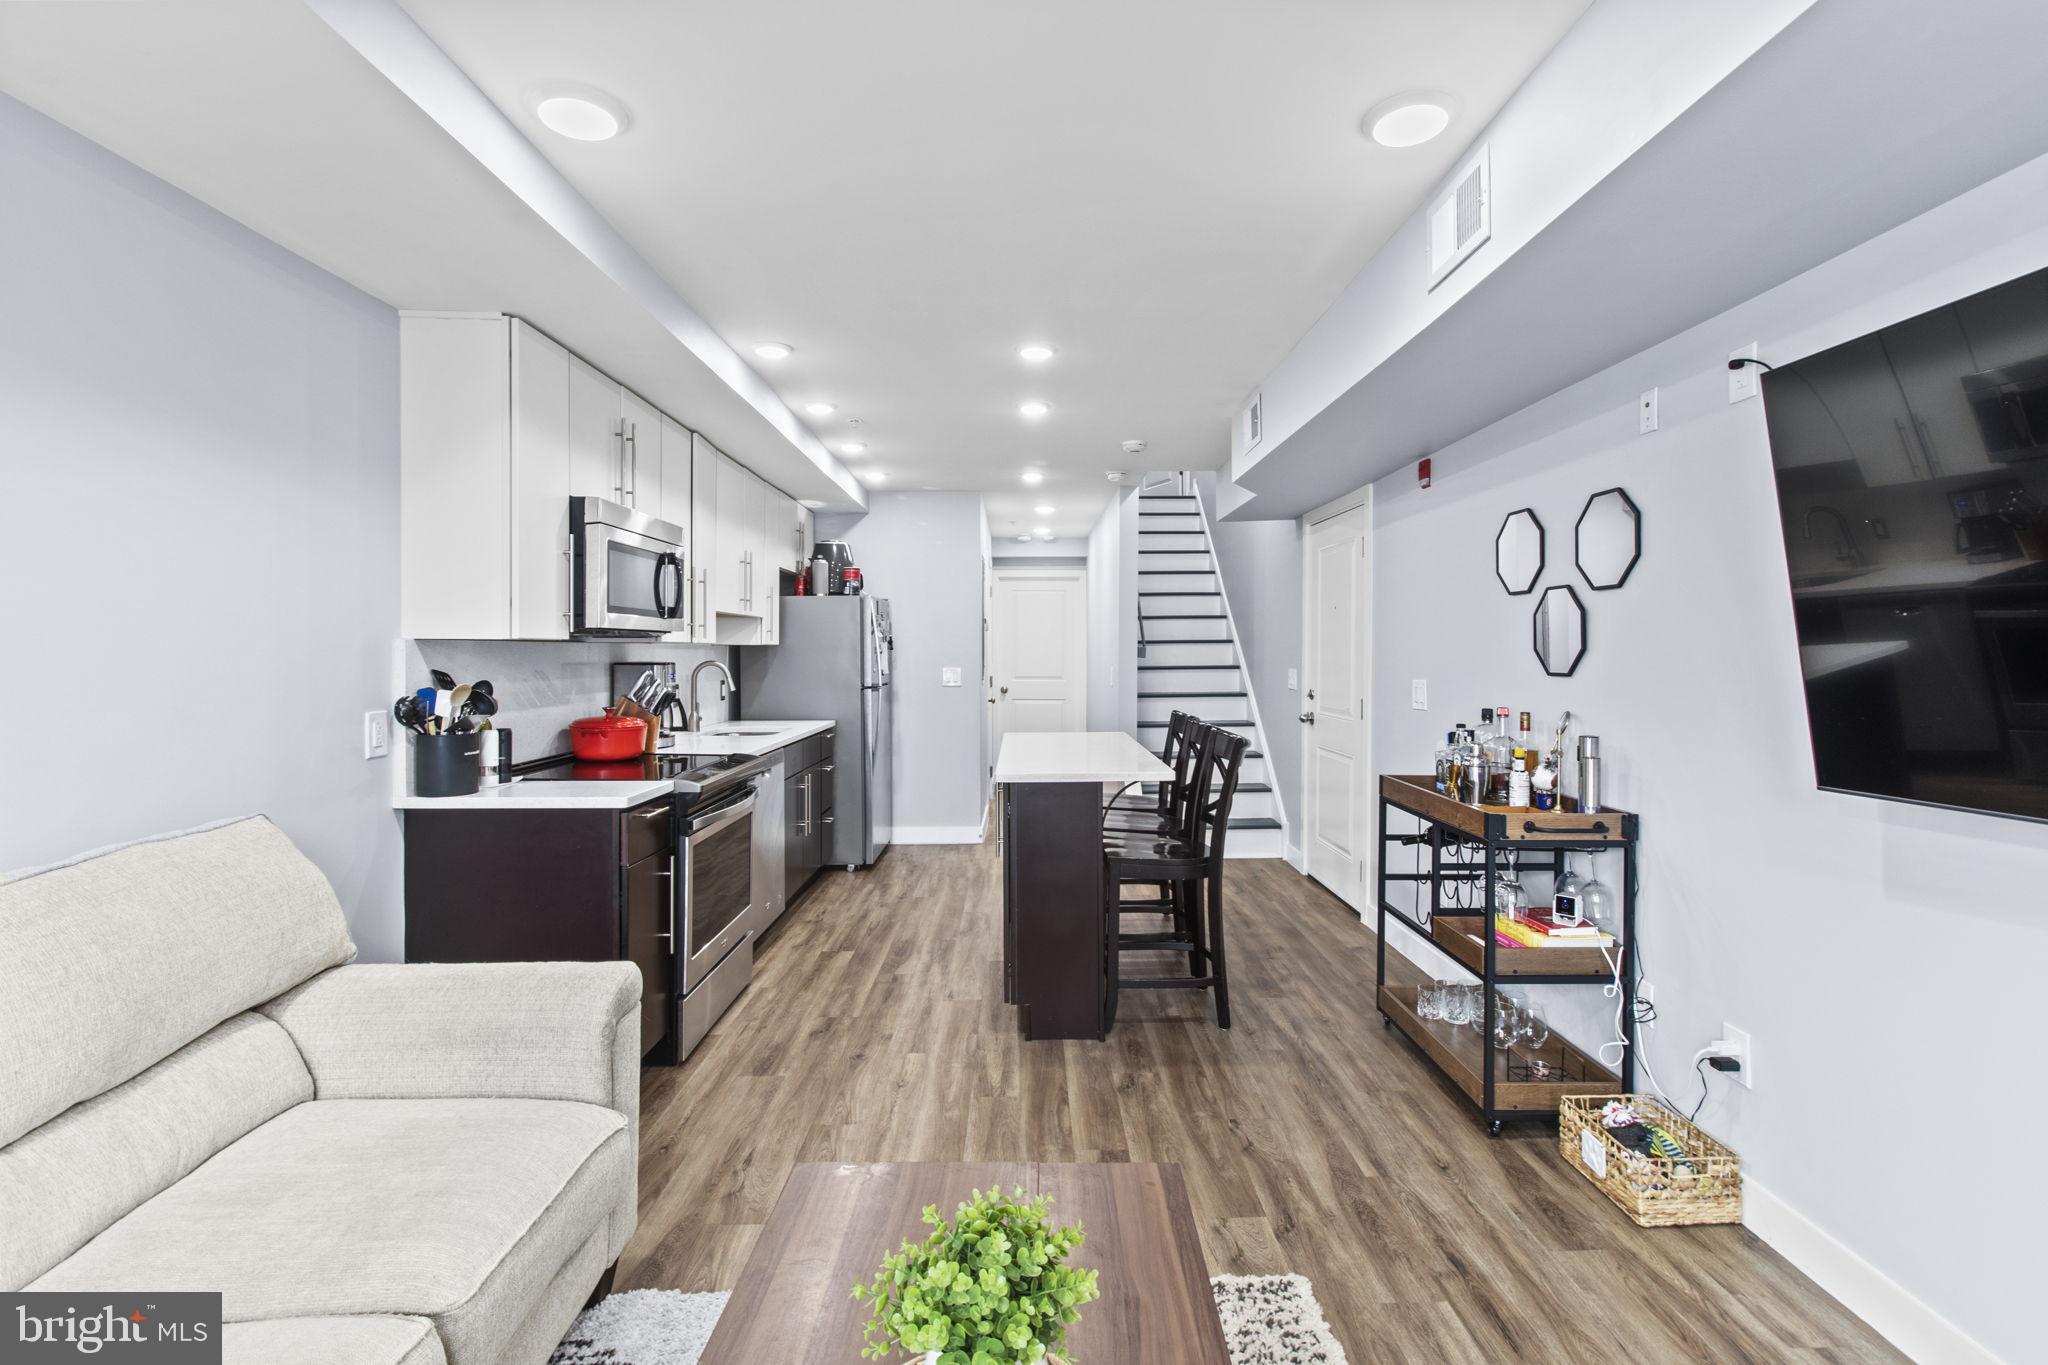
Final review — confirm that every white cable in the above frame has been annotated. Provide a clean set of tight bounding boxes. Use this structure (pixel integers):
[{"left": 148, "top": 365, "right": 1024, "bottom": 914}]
[{"left": 1597, "top": 941, "right": 1676, "bottom": 1106}]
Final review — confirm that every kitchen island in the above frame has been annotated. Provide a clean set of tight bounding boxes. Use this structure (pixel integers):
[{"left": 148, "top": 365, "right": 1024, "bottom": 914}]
[{"left": 995, "top": 731, "right": 1171, "bottom": 1041}]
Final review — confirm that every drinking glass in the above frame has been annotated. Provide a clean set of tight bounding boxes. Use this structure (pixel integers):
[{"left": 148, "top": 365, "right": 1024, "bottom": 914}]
[
  {"left": 1520, "top": 1003, "right": 1551, "bottom": 1050},
  {"left": 1491, "top": 996, "right": 1525, "bottom": 1048}
]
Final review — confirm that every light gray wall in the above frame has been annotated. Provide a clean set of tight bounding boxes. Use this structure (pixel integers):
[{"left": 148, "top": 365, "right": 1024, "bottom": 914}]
[
  {"left": 1085, "top": 489, "right": 1140, "bottom": 734},
  {"left": 818, "top": 493, "right": 988, "bottom": 837},
  {"left": 0, "top": 96, "right": 405, "bottom": 959},
  {"left": 1197, "top": 473, "right": 1303, "bottom": 834},
  {"left": 1369, "top": 150, "right": 2048, "bottom": 1363}
]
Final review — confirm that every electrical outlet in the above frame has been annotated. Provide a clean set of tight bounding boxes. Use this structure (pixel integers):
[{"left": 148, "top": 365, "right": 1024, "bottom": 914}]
[
  {"left": 1729, "top": 343, "right": 1760, "bottom": 403},
  {"left": 1721, "top": 1022, "right": 1753, "bottom": 1089},
  {"left": 1287, "top": 668, "right": 1298, "bottom": 691},
  {"left": 1638, "top": 387, "right": 1659, "bottom": 434},
  {"left": 363, "top": 710, "right": 389, "bottom": 759},
  {"left": 1411, "top": 678, "right": 1428, "bottom": 710},
  {"left": 941, "top": 667, "right": 962, "bottom": 687}
]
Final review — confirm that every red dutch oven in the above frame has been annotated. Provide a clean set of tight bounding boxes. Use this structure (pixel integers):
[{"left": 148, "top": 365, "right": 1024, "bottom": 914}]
[{"left": 569, "top": 714, "right": 647, "bottom": 762}]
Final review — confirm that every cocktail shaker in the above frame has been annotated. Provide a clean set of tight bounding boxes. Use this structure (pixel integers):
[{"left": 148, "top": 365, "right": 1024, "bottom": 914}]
[{"left": 1577, "top": 735, "right": 1602, "bottom": 814}]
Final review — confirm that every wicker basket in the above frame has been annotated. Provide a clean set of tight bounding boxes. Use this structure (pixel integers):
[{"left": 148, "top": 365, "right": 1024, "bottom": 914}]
[{"left": 1559, "top": 1094, "right": 1742, "bottom": 1227}]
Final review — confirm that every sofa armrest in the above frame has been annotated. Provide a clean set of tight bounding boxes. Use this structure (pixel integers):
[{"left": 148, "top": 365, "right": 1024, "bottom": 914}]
[{"left": 260, "top": 962, "right": 642, "bottom": 1119}]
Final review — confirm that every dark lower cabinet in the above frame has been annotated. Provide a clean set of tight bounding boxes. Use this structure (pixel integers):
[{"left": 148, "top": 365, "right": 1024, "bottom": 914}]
[
  {"left": 404, "top": 795, "right": 679, "bottom": 1061},
  {"left": 780, "top": 729, "right": 836, "bottom": 911}
]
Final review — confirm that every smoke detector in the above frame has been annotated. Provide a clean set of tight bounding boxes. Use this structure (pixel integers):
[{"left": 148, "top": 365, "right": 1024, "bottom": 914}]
[{"left": 1121, "top": 439, "right": 1147, "bottom": 455}]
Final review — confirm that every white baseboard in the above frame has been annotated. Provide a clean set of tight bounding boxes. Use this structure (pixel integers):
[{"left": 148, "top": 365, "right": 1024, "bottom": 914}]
[
  {"left": 1743, "top": 1178, "right": 1998, "bottom": 1364},
  {"left": 1284, "top": 842, "right": 1306, "bottom": 873},
  {"left": 890, "top": 825, "right": 987, "bottom": 845}
]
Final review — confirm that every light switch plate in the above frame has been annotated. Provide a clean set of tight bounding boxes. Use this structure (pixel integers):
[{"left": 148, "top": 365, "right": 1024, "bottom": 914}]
[
  {"left": 363, "top": 710, "right": 389, "bottom": 759},
  {"left": 1411, "top": 679, "right": 1428, "bottom": 710},
  {"left": 1638, "top": 387, "right": 1659, "bottom": 434},
  {"left": 941, "top": 667, "right": 962, "bottom": 687},
  {"left": 1287, "top": 668, "right": 1298, "bottom": 691},
  {"left": 1723, "top": 1022, "right": 1753, "bottom": 1089}
]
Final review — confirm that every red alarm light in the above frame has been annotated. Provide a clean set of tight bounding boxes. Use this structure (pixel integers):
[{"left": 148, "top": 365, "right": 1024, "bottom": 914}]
[{"left": 1417, "top": 457, "right": 1432, "bottom": 489}]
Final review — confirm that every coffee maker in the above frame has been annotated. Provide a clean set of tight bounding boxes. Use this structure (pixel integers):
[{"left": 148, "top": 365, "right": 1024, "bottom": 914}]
[{"left": 1950, "top": 482, "right": 2024, "bottom": 562}]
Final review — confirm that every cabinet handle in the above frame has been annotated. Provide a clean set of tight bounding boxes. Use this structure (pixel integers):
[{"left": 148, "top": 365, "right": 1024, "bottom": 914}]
[
  {"left": 1912, "top": 414, "right": 1941, "bottom": 478},
  {"left": 820, "top": 762, "right": 835, "bottom": 773},
  {"left": 615, "top": 419, "right": 627, "bottom": 500},
  {"left": 562, "top": 542, "right": 574, "bottom": 634},
  {"left": 1892, "top": 418, "right": 1923, "bottom": 480},
  {"left": 655, "top": 854, "right": 676, "bottom": 943},
  {"left": 624, "top": 422, "right": 638, "bottom": 502}
]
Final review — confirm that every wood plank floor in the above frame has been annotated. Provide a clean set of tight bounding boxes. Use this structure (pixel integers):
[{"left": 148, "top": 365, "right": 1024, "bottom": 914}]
[{"left": 623, "top": 842, "right": 1903, "bottom": 1364}]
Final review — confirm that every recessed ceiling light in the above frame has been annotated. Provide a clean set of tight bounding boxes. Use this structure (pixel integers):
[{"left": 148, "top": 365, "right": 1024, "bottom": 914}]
[
  {"left": 1020, "top": 470, "right": 1044, "bottom": 485},
  {"left": 841, "top": 441, "right": 867, "bottom": 455},
  {"left": 1018, "top": 401, "right": 1050, "bottom": 419},
  {"left": 1018, "top": 343, "right": 1056, "bottom": 363},
  {"left": 1032, "top": 505, "right": 1055, "bottom": 515},
  {"left": 535, "top": 91, "right": 626, "bottom": 142},
  {"left": 1365, "top": 92, "right": 1455, "bottom": 148},
  {"left": 805, "top": 401, "right": 836, "bottom": 417},
  {"left": 864, "top": 470, "right": 886, "bottom": 483},
  {"left": 1015, "top": 534, "right": 1032, "bottom": 543},
  {"left": 754, "top": 342, "right": 794, "bottom": 361},
  {"left": 1032, "top": 526, "right": 1052, "bottom": 536}
]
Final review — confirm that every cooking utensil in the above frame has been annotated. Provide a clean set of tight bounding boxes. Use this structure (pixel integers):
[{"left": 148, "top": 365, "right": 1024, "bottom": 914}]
[
  {"left": 393, "top": 695, "right": 427, "bottom": 733},
  {"left": 429, "top": 669, "right": 457, "bottom": 692},
  {"left": 569, "top": 714, "right": 648, "bottom": 762}
]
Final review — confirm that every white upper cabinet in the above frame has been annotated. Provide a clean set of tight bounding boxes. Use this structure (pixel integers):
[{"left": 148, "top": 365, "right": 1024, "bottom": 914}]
[
  {"left": 402, "top": 312, "right": 800, "bottom": 644},
  {"left": 690, "top": 431, "right": 719, "bottom": 642},
  {"left": 567, "top": 354, "right": 622, "bottom": 504},
  {"left": 621, "top": 387, "right": 661, "bottom": 512},
  {"left": 509, "top": 321, "right": 571, "bottom": 640}
]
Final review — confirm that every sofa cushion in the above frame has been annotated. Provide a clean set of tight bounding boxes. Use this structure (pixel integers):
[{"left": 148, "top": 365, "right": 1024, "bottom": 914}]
[
  {"left": 33, "top": 1098, "right": 628, "bottom": 1365},
  {"left": 223, "top": 1316, "right": 445, "bottom": 1365},
  {"left": 0, "top": 1013, "right": 313, "bottom": 1290},
  {"left": 0, "top": 816, "right": 355, "bottom": 1147}
]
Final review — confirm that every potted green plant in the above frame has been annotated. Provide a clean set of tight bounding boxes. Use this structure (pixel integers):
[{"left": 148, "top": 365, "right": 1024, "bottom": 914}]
[{"left": 851, "top": 1187, "right": 1101, "bottom": 1365}]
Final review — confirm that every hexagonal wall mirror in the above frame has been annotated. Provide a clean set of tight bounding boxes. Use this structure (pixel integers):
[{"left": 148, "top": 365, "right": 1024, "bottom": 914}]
[
  {"left": 1533, "top": 585, "right": 1586, "bottom": 676},
  {"left": 1576, "top": 488, "right": 1641, "bottom": 590},
  {"left": 1494, "top": 509, "right": 1544, "bottom": 596}
]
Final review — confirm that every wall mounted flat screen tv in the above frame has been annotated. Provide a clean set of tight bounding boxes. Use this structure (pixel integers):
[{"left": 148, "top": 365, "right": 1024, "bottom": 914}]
[{"left": 1762, "top": 265, "right": 2048, "bottom": 823}]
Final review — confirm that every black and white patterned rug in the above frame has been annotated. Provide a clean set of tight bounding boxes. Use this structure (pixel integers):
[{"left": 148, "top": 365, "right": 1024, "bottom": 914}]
[{"left": 550, "top": 1274, "right": 1347, "bottom": 1364}]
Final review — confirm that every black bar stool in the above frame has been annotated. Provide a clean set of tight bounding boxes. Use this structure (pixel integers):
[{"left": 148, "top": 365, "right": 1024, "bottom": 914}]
[
  {"left": 1101, "top": 726, "right": 1248, "bottom": 1029},
  {"left": 1102, "top": 716, "right": 1208, "bottom": 967}
]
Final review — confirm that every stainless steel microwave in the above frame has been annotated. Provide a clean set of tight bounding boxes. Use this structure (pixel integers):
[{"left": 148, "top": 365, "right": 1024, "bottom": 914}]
[{"left": 570, "top": 497, "right": 687, "bottom": 637}]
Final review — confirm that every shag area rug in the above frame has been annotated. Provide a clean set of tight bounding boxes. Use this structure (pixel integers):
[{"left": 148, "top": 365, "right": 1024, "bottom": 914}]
[{"left": 550, "top": 1275, "right": 1348, "bottom": 1364}]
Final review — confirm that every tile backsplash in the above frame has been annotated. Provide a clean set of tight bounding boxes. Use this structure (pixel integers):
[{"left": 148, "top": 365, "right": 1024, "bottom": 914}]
[{"left": 403, "top": 639, "right": 738, "bottom": 763}]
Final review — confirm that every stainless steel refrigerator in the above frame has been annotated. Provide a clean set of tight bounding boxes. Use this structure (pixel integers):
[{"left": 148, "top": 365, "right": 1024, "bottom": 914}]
[{"left": 739, "top": 596, "right": 892, "bottom": 868}]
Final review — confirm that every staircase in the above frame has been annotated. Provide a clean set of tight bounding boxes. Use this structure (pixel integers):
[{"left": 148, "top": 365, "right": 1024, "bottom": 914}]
[{"left": 1133, "top": 481, "right": 1286, "bottom": 858}]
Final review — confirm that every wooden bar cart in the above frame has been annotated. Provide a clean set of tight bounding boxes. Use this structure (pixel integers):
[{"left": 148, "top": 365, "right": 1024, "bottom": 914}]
[{"left": 1376, "top": 774, "right": 1640, "bottom": 1135}]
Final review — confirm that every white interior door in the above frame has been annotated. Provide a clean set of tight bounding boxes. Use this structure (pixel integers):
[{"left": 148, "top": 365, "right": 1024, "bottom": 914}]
[
  {"left": 1303, "top": 504, "right": 1369, "bottom": 906},
  {"left": 993, "top": 569, "right": 1088, "bottom": 741}
]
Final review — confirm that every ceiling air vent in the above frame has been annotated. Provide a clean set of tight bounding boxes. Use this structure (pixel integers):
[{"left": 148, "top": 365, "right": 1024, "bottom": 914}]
[{"left": 1427, "top": 144, "right": 1491, "bottom": 289}]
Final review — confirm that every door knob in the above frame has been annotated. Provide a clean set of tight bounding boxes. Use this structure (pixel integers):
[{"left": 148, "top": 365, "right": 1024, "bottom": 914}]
[
  {"left": 1000, "top": 685, "right": 1009, "bottom": 694},
  {"left": 1298, "top": 711, "right": 1315, "bottom": 724}
]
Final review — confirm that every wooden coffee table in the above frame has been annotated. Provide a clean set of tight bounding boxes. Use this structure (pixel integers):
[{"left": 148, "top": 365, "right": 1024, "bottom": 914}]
[{"left": 698, "top": 1162, "right": 1231, "bottom": 1364}]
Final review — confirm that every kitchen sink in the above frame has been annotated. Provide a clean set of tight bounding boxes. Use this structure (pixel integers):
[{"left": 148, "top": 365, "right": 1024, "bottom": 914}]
[{"left": 712, "top": 728, "right": 785, "bottom": 736}]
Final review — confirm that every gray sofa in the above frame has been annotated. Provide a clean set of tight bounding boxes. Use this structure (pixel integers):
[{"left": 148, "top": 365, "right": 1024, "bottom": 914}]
[{"left": 0, "top": 816, "right": 641, "bottom": 1365}]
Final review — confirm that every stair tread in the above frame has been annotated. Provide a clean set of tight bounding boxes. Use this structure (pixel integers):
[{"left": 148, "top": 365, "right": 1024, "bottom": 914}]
[
  {"left": 1154, "top": 749, "right": 1262, "bottom": 759},
  {"left": 1138, "top": 664, "right": 1238, "bottom": 669},
  {"left": 1138, "top": 549, "right": 1211, "bottom": 554},
  {"left": 1139, "top": 570, "right": 1215, "bottom": 575},
  {"left": 1229, "top": 817, "right": 1283, "bottom": 830},
  {"left": 1138, "top": 718, "right": 1252, "bottom": 727},
  {"left": 1138, "top": 529, "right": 1203, "bottom": 534},
  {"left": 1140, "top": 614, "right": 1228, "bottom": 619},
  {"left": 1138, "top": 591, "right": 1221, "bottom": 596},
  {"left": 1138, "top": 494, "right": 1198, "bottom": 500},
  {"left": 1138, "top": 511, "right": 1202, "bottom": 517},
  {"left": 1138, "top": 691, "right": 1246, "bottom": 698}
]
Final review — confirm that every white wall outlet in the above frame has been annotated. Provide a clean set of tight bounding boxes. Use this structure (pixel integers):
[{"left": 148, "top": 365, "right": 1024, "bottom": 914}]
[
  {"left": 1721, "top": 1022, "right": 1753, "bottom": 1089},
  {"left": 363, "top": 710, "right": 389, "bottom": 759},
  {"left": 1729, "top": 343, "right": 1760, "bottom": 403},
  {"left": 1638, "top": 387, "right": 1659, "bottom": 434},
  {"left": 1411, "top": 678, "right": 1428, "bottom": 710},
  {"left": 941, "top": 667, "right": 962, "bottom": 687},
  {"left": 1287, "top": 667, "right": 1298, "bottom": 691}
]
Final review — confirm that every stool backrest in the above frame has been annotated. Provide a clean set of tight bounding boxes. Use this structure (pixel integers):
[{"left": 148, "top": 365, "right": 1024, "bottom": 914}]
[{"left": 1193, "top": 729, "right": 1250, "bottom": 865}]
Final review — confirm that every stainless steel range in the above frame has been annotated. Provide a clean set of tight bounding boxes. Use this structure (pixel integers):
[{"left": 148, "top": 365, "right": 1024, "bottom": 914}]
[{"left": 516, "top": 749, "right": 775, "bottom": 1058}]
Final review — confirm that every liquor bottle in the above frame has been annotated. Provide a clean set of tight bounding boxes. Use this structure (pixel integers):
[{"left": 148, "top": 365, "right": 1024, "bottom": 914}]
[
  {"left": 1507, "top": 749, "right": 1532, "bottom": 806},
  {"left": 1517, "top": 712, "right": 1538, "bottom": 771},
  {"left": 1434, "top": 729, "right": 1457, "bottom": 794},
  {"left": 1457, "top": 727, "right": 1483, "bottom": 804},
  {"left": 1482, "top": 705, "right": 1517, "bottom": 804}
]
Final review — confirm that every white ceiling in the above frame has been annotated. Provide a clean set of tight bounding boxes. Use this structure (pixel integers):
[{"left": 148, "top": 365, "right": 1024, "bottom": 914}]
[{"left": 1, "top": 0, "right": 1586, "bottom": 535}]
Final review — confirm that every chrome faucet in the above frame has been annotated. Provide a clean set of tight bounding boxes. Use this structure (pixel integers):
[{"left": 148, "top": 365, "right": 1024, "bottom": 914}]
[
  {"left": 687, "top": 659, "right": 736, "bottom": 732},
  {"left": 1802, "top": 504, "right": 1867, "bottom": 567}
]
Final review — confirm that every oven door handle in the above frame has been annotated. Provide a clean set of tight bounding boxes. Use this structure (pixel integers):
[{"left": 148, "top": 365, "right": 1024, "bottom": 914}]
[{"left": 686, "top": 788, "right": 757, "bottom": 840}]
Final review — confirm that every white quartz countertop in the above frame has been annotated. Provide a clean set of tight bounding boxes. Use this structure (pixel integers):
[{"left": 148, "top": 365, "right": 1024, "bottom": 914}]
[
  {"left": 1799, "top": 640, "right": 1910, "bottom": 681},
  {"left": 994, "top": 731, "right": 1171, "bottom": 785},
  {"left": 393, "top": 719, "right": 833, "bottom": 810},
  {"left": 1791, "top": 557, "right": 2038, "bottom": 598}
]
